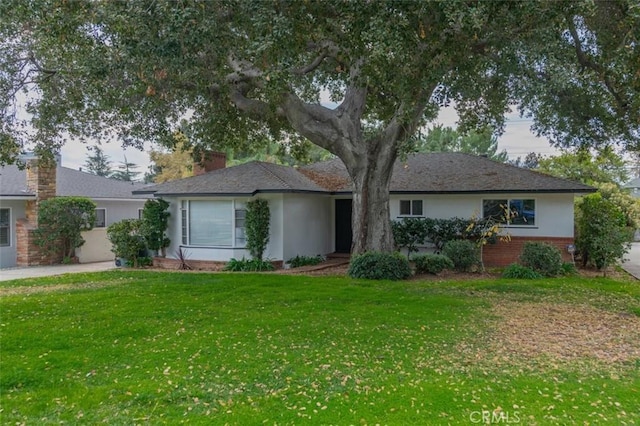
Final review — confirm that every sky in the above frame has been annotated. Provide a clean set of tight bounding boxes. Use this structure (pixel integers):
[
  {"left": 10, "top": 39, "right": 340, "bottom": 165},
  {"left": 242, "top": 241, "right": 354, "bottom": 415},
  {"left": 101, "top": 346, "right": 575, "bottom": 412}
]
[{"left": 59, "top": 106, "right": 560, "bottom": 172}]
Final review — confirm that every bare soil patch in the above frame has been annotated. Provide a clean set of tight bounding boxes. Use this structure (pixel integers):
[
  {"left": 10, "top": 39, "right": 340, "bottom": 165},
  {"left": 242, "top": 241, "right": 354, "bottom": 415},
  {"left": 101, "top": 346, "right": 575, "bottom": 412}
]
[{"left": 489, "top": 302, "right": 640, "bottom": 363}]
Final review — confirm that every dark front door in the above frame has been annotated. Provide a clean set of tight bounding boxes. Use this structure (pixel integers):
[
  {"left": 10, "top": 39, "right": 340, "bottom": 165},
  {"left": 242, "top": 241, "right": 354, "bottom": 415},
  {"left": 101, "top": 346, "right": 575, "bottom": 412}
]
[{"left": 335, "top": 199, "right": 353, "bottom": 253}]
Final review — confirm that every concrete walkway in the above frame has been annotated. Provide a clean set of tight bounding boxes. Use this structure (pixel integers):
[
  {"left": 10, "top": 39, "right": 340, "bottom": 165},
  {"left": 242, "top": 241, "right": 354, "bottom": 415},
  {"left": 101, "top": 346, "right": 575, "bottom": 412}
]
[
  {"left": 621, "top": 242, "right": 640, "bottom": 280},
  {"left": 0, "top": 261, "right": 116, "bottom": 282}
]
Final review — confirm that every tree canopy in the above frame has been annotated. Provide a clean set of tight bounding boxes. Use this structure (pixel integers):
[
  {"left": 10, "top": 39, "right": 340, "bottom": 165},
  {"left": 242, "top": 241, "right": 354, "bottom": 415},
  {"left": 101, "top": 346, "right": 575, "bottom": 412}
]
[
  {"left": 84, "top": 145, "right": 113, "bottom": 177},
  {"left": 415, "top": 125, "right": 508, "bottom": 162},
  {"left": 2, "top": 0, "right": 638, "bottom": 253},
  {"left": 537, "top": 146, "right": 629, "bottom": 186}
]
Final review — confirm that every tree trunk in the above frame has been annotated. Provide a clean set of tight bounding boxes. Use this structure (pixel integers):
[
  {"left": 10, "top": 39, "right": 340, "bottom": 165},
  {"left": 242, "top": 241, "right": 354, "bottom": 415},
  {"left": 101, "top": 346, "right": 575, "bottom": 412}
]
[{"left": 342, "top": 139, "right": 397, "bottom": 255}]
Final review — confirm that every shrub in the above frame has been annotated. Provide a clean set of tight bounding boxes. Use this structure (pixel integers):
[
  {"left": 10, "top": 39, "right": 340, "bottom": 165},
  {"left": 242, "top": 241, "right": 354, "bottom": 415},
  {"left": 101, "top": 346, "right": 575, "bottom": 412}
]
[
  {"left": 223, "top": 257, "right": 275, "bottom": 272},
  {"left": 107, "top": 219, "right": 147, "bottom": 267},
  {"left": 412, "top": 253, "right": 454, "bottom": 274},
  {"left": 560, "top": 262, "right": 578, "bottom": 276},
  {"left": 140, "top": 199, "right": 171, "bottom": 257},
  {"left": 502, "top": 263, "right": 543, "bottom": 279},
  {"left": 519, "top": 241, "right": 563, "bottom": 277},
  {"left": 287, "top": 255, "right": 325, "bottom": 268},
  {"left": 34, "top": 196, "right": 97, "bottom": 260},
  {"left": 392, "top": 218, "right": 429, "bottom": 257},
  {"left": 442, "top": 239, "right": 479, "bottom": 272},
  {"left": 245, "top": 199, "right": 270, "bottom": 261},
  {"left": 348, "top": 252, "right": 412, "bottom": 280}
]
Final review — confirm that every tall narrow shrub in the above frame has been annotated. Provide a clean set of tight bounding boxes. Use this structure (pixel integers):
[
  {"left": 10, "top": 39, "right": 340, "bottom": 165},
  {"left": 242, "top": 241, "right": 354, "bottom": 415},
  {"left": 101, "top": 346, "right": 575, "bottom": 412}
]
[
  {"left": 141, "top": 198, "right": 171, "bottom": 256},
  {"left": 245, "top": 199, "right": 270, "bottom": 260}
]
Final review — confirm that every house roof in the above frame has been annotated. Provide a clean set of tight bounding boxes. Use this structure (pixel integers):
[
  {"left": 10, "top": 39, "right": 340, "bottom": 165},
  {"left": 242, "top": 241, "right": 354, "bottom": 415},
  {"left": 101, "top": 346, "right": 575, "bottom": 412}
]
[
  {"left": 624, "top": 177, "right": 640, "bottom": 189},
  {"left": 136, "top": 161, "right": 328, "bottom": 196},
  {"left": 0, "top": 164, "right": 150, "bottom": 199},
  {"left": 138, "top": 152, "right": 594, "bottom": 197},
  {"left": 303, "top": 153, "right": 595, "bottom": 194}
]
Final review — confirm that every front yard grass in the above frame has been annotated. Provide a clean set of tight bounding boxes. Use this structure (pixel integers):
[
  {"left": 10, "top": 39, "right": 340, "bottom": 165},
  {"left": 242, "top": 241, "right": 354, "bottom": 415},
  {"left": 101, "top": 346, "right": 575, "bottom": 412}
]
[{"left": 1, "top": 271, "right": 639, "bottom": 424}]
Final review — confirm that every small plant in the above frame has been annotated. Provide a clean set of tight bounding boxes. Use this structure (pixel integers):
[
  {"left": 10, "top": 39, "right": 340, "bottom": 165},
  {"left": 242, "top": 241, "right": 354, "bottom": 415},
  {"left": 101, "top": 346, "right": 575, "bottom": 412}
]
[
  {"left": 560, "top": 262, "right": 578, "bottom": 276},
  {"left": 412, "top": 253, "right": 454, "bottom": 274},
  {"left": 224, "top": 257, "right": 275, "bottom": 272},
  {"left": 175, "top": 247, "right": 192, "bottom": 270},
  {"left": 519, "top": 241, "right": 563, "bottom": 277},
  {"left": 442, "top": 239, "right": 479, "bottom": 272},
  {"left": 348, "top": 252, "right": 412, "bottom": 280},
  {"left": 287, "top": 255, "right": 325, "bottom": 268},
  {"left": 502, "top": 263, "right": 543, "bottom": 279}
]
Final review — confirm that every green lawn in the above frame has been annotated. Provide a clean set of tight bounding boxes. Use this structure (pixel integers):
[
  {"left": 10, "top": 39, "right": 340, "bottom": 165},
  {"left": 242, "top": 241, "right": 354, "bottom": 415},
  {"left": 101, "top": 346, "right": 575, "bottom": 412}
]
[{"left": 1, "top": 271, "right": 638, "bottom": 425}]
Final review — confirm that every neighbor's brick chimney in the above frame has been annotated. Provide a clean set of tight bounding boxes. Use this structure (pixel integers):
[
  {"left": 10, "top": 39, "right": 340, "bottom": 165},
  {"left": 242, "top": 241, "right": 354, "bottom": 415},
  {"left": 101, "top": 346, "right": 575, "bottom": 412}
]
[
  {"left": 17, "top": 157, "right": 59, "bottom": 266},
  {"left": 193, "top": 151, "right": 226, "bottom": 176}
]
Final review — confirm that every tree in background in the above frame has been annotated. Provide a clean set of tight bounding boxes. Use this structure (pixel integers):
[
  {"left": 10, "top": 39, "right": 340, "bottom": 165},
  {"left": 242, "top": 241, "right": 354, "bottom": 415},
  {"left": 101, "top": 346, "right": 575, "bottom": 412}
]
[
  {"left": 2, "top": 1, "right": 638, "bottom": 254},
  {"left": 537, "top": 146, "right": 629, "bottom": 186},
  {"left": 508, "top": 152, "right": 543, "bottom": 169},
  {"left": 84, "top": 145, "right": 113, "bottom": 177},
  {"left": 110, "top": 156, "right": 141, "bottom": 182},
  {"left": 148, "top": 133, "right": 194, "bottom": 183},
  {"left": 34, "top": 196, "right": 96, "bottom": 262},
  {"left": 415, "top": 125, "right": 508, "bottom": 162}
]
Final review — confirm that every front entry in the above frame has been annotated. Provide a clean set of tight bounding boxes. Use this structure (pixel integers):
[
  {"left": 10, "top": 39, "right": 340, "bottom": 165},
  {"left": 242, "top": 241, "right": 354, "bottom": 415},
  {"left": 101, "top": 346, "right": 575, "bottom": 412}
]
[{"left": 335, "top": 199, "right": 353, "bottom": 253}]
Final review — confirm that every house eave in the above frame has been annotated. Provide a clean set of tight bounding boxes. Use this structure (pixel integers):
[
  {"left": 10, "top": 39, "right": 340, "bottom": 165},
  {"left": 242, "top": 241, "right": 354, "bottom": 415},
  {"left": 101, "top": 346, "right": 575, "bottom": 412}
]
[{"left": 151, "top": 189, "right": 330, "bottom": 198}]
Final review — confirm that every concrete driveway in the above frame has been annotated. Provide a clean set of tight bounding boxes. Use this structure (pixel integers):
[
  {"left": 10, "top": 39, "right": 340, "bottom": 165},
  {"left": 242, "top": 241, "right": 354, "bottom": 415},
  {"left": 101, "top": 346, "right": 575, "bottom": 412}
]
[
  {"left": 621, "top": 242, "right": 640, "bottom": 280},
  {"left": 0, "top": 261, "right": 116, "bottom": 282}
]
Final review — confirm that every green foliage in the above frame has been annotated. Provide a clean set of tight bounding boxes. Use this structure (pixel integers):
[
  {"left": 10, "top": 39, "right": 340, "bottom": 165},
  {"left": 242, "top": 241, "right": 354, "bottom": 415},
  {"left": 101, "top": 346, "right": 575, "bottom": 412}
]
[
  {"left": 537, "top": 147, "right": 629, "bottom": 186},
  {"left": 412, "top": 253, "right": 454, "bottom": 275},
  {"left": 34, "top": 196, "right": 96, "bottom": 260},
  {"left": 576, "top": 193, "right": 631, "bottom": 271},
  {"left": 561, "top": 262, "right": 578, "bottom": 276},
  {"left": 519, "top": 242, "right": 564, "bottom": 277},
  {"left": 502, "top": 264, "right": 543, "bottom": 279},
  {"left": 442, "top": 240, "right": 479, "bottom": 272},
  {"left": 287, "top": 255, "right": 325, "bottom": 268},
  {"left": 223, "top": 257, "right": 275, "bottom": 272},
  {"left": 140, "top": 198, "right": 171, "bottom": 256},
  {"left": 245, "top": 199, "right": 270, "bottom": 261},
  {"left": 106, "top": 219, "right": 147, "bottom": 268},
  {"left": 348, "top": 252, "right": 412, "bottom": 280},
  {"left": 414, "top": 125, "right": 508, "bottom": 162},
  {"left": 84, "top": 145, "right": 113, "bottom": 177},
  {"left": 391, "top": 217, "right": 430, "bottom": 257}
]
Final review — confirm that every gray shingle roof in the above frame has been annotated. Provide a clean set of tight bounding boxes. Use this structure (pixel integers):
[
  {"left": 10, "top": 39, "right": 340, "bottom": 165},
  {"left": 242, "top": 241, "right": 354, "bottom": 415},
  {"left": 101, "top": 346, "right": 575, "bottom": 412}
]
[
  {"left": 138, "top": 161, "right": 327, "bottom": 196},
  {"left": 0, "top": 165, "right": 150, "bottom": 199},
  {"left": 136, "top": 153, "right": 594, "bottom": 197},
  {"left": 303, "top": 153, "right": 595, "bottom": 194}
]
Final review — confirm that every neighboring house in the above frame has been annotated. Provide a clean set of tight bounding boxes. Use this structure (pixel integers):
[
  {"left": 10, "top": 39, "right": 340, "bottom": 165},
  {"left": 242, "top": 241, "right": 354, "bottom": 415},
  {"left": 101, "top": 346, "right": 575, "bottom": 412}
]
[
  {"left": 136, "top": 152, "right": 594, "bottom": 268},
  {"left": 624, "top": 177, "right": 640, "bottom": 198},
  {"left": 0, "top": 158, "right": 150, "bottom": 268}
]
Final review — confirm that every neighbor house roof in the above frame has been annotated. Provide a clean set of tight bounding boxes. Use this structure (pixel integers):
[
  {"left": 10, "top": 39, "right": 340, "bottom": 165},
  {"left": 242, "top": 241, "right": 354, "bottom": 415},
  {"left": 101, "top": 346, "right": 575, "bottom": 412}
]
[
  {"left": 137, "top": 153, "right": 595, "bottom": 197},
  {"left": 135, "top": 161, "right": 327, "bottom": 197},
  {"left": 0, "top": 165, "right": 150, "bottom": 199}
]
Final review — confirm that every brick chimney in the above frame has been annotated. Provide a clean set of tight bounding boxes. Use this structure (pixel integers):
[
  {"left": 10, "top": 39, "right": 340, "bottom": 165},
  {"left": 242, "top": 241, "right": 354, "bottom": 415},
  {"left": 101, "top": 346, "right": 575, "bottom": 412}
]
[
  {"left": 17, "top": 157, "right": 59, "bottom": 266},
  {"left": 193, "top": 151, "right": 226, "bottom": 176}
]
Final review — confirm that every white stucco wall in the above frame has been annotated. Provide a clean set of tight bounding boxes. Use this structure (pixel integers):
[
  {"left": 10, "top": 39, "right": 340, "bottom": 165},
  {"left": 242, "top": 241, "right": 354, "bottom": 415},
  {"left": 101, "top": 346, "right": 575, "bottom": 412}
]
[
  {"left": 390, "top": 193, "right": 576, "bottom": 238},
  {"left": 0, "top": 200, "right": 27, "bottom": 269},
  {"left": 76, "top": 228, "right": 113, "bottom": 263},
  {"left": 281, "top": 194, "right": 332, "bottom": 261},
  {"left": 93, "top": 199, "right": 146, "bottom": 226}
]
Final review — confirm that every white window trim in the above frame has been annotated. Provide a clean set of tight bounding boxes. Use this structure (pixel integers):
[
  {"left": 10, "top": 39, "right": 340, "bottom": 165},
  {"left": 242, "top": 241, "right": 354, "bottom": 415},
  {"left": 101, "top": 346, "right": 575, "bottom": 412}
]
[
  {"left": 481, "top": 198, "right": 537, "bottom": 227},
  {"left": 0, "top": 207, "right": 11, "bottom": 247},
  {"left": 180, "top": 199, "right": 248, "bottom": 248},
  {"left": 398, "top": 199, "right": 424, "bottom": 217}
]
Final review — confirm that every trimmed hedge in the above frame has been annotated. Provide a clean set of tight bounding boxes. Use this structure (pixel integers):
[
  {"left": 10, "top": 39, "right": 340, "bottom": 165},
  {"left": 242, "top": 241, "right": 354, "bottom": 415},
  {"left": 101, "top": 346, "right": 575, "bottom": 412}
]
[
  {"left": 519, "top": 241, "right": 563, "bottom": 277},
  {"left": 442, "top": 239, "right": 479, "bottom": 272},
  {"left": 412, "top": 253, "right": 454, "bottom": 274},
  {"left": 348, "top": 252, "right": 412, "bottom": 280}
]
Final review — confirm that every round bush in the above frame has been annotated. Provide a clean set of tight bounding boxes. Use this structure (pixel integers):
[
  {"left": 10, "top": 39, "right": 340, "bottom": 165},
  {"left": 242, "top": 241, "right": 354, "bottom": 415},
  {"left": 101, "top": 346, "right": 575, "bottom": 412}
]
[
  {"left": 442, "top": 239, "right": 479, "bottom": 272},
  {"left": 519, "top": 242, "right": 563, "bottom": 277},
  {"left": 412, "top": 253, "right": 454, "bottom": 274},
  {"left": 348, "top": 252, "right": 412, "bottom": 280},
  {"left": 502, "top": 263, "right": 543, "bottom": 279}
]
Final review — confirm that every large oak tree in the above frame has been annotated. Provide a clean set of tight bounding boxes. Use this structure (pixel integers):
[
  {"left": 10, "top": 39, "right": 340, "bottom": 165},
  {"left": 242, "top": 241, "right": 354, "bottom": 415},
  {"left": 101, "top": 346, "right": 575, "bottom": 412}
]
[{"left": 1, "top": 0, "right": 638, "bottom": 253}]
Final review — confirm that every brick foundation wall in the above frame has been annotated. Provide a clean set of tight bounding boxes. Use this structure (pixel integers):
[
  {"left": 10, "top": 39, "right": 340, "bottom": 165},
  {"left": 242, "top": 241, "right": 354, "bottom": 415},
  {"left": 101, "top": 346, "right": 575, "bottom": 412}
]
[
  {"left": 482, "top": 236, "right": 575, "bottom": 267},
  {"left": 152, "top": 257, "right": 284, "bottom": 271}
]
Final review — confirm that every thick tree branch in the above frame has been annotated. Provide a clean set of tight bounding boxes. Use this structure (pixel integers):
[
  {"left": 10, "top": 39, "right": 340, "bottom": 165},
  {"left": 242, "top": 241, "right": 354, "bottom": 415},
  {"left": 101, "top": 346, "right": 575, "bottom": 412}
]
[
  {"left": 566, "top": 15, "right": 629, "bottom": 114},
  {"left": 292, "top": 40, "right": 343, "bottom": 75}
]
